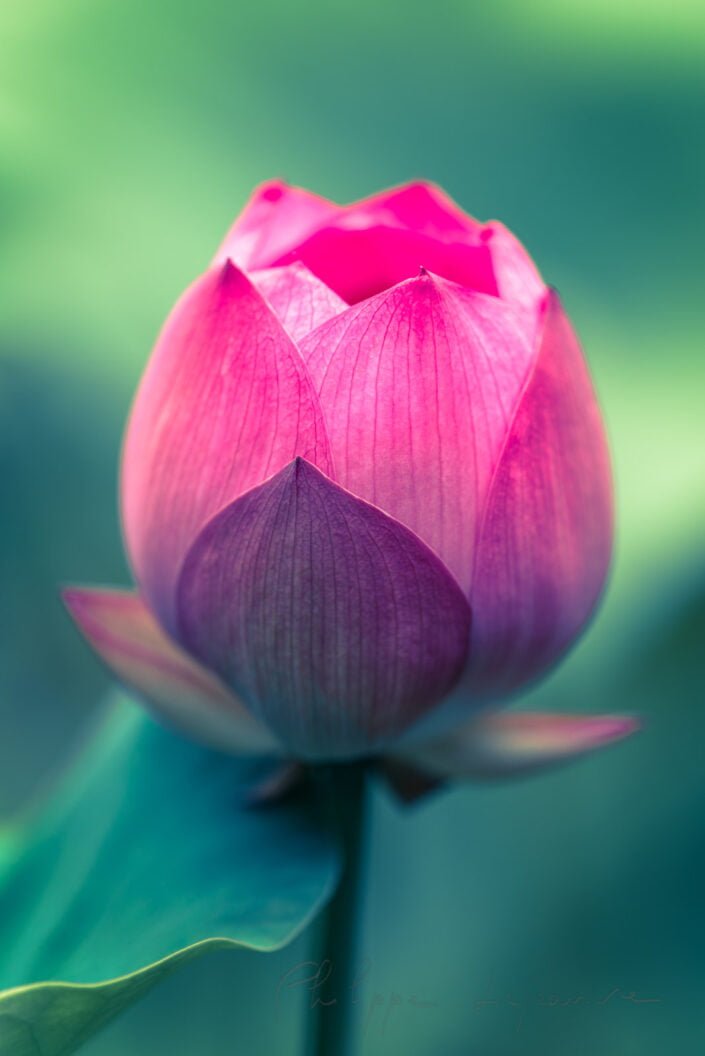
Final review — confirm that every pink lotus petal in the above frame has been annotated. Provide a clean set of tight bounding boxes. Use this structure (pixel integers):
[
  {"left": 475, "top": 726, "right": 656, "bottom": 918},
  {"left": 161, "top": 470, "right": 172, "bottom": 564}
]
[
  {"left": 482, "top": 221, "right": 545, "bottom": 310},
  {"left": 214, "top": 180, "right": 339, "bottom": 270},
  {"left": 250, "top": 262, "right": 347, "bottom": 343},
  {"left": 466, "top": 290, "right": 613, "bottom": 695},
  {"left": 274, "top": 225, "right": 498, "bottom": 304},
  {"left": 363, "top": 184, "right": 544, "bottom": 312},
  {"left": 348, "top": 180, "right": 484, "bottom": 238},
  {"left": 268, "top": 184, "right": 543, "bottom": 307},
  {"left": 396, "top": 711, "right": 640, "bottom": 780},
  {"left": 63, "top": 587, "right": 280, "bottom": 755},
  {"left": 122, "top": 260, "right": 333, "bottom": 633},
  {"left": 176, "top": 458, "right": 471, "bottom": 760},
  {"left": 300, "top": 271, "right": 535, "bottom": 593},
  {"left": 216, "top": 181, "right": 543, "bottom": 309}
]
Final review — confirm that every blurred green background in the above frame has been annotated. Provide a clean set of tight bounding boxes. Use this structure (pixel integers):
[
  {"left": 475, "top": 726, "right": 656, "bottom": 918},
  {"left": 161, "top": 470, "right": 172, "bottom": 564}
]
[{"left": 1, "top": 0, "right": 704, "bottom": 1052}]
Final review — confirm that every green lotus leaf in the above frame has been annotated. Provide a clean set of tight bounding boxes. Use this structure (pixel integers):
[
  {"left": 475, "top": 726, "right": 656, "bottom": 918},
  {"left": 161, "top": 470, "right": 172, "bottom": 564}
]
[{"left": 0, "top": 694, "right": 341, "bottom": 1056}]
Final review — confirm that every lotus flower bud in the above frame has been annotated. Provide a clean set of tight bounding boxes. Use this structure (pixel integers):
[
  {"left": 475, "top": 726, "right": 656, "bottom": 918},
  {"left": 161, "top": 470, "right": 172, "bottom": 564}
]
[{"left": 65, "top": 181, "right": 637, "bottom": 774}]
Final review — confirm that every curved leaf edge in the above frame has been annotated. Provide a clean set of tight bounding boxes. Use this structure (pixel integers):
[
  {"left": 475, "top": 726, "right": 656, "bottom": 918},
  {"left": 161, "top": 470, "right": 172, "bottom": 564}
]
[{"left": 0, "top": 901, "right": 336, "bottom": 1056}]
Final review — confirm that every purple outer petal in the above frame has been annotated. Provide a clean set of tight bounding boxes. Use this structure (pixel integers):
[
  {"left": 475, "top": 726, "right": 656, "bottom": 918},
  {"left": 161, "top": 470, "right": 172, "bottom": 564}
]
[
  {"left": 395, "top": 710, "right": 639, "bottom": 780},
  {"left": 121, "top": 260, "right": 333, "bottom": 634},
  {"left": 63, "top": 587, "right": 280, "bottom": 755},
  {"left": 466, "top": 290, "right": 613, "bottom": 695},
  {"left": 176, "top": 458, "right": 472, "bottom": 760},
  {"left": 300, "top": 271, "right": 535, "bottom": 593},
  {"left": 214, "top": 181, "right": 339, "bottom": 270},
  {"left": 250, "top": 263, "right": 347, "bottom": 342}
]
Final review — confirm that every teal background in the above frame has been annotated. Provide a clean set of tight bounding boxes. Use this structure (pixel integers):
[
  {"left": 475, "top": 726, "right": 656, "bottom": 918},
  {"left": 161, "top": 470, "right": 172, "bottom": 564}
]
[{"left": 1, "top": 1, "right": 704, "bottom": 1052}]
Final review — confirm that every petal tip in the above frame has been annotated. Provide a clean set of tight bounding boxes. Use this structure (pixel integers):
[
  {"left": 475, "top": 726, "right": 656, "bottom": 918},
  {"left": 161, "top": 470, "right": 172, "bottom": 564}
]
[
  {"left": 61, "top": 584, "right": 82, "bottom": 610},
  {"left": 591, "top": 713, "right": 641, "bottom": 745},
  {"left": 62, "top": 583, "right": 126, "bottom": 620},
  {"left": 217, "top": 256, "right": 250, "bottom": 288},
  {"left": 256, "top": 179, "right": 291, "bottom": 203},
  {"left": 490, "top": 710, "right": 641, "bottom": 756}
]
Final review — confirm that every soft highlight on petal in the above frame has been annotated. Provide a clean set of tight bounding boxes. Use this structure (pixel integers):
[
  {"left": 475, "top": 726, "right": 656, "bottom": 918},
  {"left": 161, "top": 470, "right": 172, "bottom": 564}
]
[
  {"left": 63, "top": 587, "right": 280, "bottom": 755},
  {"left": 396, "top": 710, "right": 639, "bottom": 780},
  {"left": 466, "top": 290, "right": 613, "bottom": 695},
  {"left": 214, "top": 181, "right": 339, "bottom": 270},
  {"left": 121, "top": 261, "right": 332, "bottom": 633},
  {"left": 250, "top": 263, "right": 347, "bottom": 343},
  {"left": 301, "top": 272, "right": 535, "bottom": 592},
  {"left": 176, "top": 459, "right": 471, "bottom": 759}
]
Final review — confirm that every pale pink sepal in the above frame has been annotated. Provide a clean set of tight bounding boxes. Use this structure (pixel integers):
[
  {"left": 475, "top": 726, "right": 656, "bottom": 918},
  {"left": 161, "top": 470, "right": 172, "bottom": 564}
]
[
  {"left": 63, "top": 587, "right": 281, "bottom": 755},
  {"left": 396, "top": 710, "right": 639, "bottom": 780},
  {"left": 121, "top": 260, "right": 333, "bottom": 634}
]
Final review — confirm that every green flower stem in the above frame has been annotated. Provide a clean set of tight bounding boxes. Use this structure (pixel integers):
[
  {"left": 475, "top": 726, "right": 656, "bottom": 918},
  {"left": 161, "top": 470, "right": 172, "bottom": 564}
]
[{"left": 309, "top": 762, "right": 368, "bottom": 1056}]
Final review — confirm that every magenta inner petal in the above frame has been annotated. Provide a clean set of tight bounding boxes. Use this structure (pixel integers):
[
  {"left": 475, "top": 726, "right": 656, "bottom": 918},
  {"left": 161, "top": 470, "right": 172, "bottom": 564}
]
[
  {"left": 351, "top": 181, "right": 484, "bottom": 239},
  {"left": 176, "top": 459, "right": 472, "bottom": 760},
  {"left": 274, "top": 225, "right": 498, "bottom": 303}
]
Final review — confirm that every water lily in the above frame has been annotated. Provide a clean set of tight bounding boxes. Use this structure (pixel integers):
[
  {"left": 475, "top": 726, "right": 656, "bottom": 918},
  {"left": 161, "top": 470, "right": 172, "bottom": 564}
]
[{"left": 64, "top": 180, "right": 637, "bottom": 781}]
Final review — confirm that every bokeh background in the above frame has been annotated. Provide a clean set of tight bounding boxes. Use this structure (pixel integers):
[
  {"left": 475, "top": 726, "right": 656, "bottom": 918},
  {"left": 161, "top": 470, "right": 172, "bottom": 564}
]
[{"left": 2, "top": 1, "right": 704, "bottom": 1053}]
